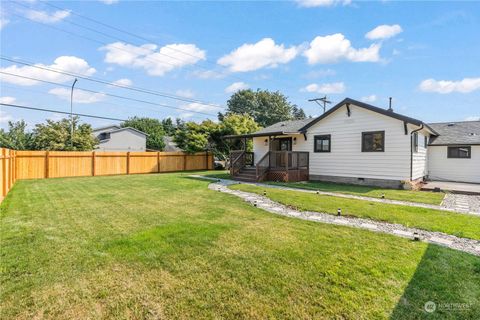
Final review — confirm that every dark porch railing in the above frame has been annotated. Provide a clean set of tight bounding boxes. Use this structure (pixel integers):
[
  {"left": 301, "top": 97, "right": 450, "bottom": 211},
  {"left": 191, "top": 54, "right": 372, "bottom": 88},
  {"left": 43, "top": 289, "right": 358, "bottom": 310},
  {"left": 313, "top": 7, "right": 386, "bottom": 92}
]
[{"left": 269, "top": 151, "right": 309, "bottom": 170}]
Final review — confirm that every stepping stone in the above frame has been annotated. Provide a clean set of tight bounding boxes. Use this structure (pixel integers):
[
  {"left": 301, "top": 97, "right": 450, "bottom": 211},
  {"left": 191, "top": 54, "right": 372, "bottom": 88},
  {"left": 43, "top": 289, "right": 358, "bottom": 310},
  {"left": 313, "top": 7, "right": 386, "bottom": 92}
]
[
  {"left": 287, "top": 211, "right": 301, "bottom": 217},
  {"left": 361, "top": 223, "right": 378, "bottom": 230},
  {"left": 393, "top": 230, "right": 413, "bottom": 237},
  {"left": 429, "top": 237, "right": 453, "bottom": 246}
]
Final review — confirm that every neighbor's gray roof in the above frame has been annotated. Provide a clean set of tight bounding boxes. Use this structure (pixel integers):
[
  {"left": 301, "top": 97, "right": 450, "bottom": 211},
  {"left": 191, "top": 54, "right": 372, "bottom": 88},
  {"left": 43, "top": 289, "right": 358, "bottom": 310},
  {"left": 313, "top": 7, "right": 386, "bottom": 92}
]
[
  {"left": 163, "top": 136, "right": 181, "bottom": 151},
  {"left": 223, "top": 118, "right": 315, "bottom": 139},
  {"left": 428, "top": 121, "right": 480, "bottom": 146}
]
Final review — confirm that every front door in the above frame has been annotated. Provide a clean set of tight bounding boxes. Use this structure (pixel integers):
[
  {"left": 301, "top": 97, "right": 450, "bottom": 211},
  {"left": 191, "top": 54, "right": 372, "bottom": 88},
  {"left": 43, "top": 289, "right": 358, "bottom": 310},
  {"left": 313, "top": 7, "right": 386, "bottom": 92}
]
[{"left": 271, "top": 138, "right": 292, "bottom": 167}]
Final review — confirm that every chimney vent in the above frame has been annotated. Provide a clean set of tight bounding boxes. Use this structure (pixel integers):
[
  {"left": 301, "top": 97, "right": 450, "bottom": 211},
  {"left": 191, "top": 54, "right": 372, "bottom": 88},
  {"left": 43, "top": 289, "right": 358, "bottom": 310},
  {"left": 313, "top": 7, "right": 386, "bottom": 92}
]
[{"left": 388, "top": 97, "right": 393, "bottom": 112}]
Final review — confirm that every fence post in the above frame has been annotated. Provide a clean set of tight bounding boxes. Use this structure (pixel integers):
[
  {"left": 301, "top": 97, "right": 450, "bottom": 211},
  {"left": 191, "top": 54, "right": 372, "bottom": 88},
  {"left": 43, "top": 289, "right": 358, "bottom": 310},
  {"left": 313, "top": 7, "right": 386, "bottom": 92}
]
[
  {"left": 157, "top": 151, "right": 160, "bottom": 173},
  {"left": 2, "top": 149, "right": 6, "bottom": 197},
  {"left": 45, "top": 151, "right": 50, "bottom": 178},
  {"left": 92, "top": 151, "right": 96, "bottom": 176},
  {"left": 183, "top": 153, "right": 187, "bottom": 171},
  {"left": 127, "top": 152, "right": 131, "bottom": 174}
]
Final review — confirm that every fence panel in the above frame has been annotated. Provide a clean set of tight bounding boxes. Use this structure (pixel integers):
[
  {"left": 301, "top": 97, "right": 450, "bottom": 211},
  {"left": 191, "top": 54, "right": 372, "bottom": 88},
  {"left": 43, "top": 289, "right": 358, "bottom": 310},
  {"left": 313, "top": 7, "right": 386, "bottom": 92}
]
[
  {"left": 48, "top": 151, "right": 93, "bottom": 178},
  {"left": 1, "top": 148, "right": 16, "bottom": 199},
  {"left": 16, "top": 151, "right": 46, "bottom": 179},
  {"left": 129, "top": 152, "right": 159, "bottom": 174},
  {"left": 94, "top": 152, "right": 128, "bottom": 176}
]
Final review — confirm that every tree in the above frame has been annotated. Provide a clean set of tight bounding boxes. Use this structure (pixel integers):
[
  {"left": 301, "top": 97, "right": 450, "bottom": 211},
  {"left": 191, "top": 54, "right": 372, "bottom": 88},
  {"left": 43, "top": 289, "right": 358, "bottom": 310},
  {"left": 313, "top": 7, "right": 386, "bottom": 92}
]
[
  {"left": 161, "top": 118, "right": 176, "bottom": 136},
  {"left": 173, "top": 114, "right": 260, "bottom": 160},
  {"left": 121, "top": 117, "right": 165, "bottom": 150},
  {"left": 0, "top": 120, "right": 35, "bottom": 150},
  {"left": 223, "top": 89, "right": 306, "bottom": 127},
  {"left": 32, "top": 117, "right": 97, "bottom": 151},
  {"left": 292, "top": 105, "right": 307, "bottom": 120}
]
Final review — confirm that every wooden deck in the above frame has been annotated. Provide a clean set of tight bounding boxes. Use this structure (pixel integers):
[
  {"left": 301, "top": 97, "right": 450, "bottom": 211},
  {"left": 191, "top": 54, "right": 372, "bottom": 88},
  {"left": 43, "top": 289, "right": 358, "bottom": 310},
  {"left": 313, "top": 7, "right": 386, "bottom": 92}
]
[{"left": 230, "top": 150, "right": 309, "bottom": 182}]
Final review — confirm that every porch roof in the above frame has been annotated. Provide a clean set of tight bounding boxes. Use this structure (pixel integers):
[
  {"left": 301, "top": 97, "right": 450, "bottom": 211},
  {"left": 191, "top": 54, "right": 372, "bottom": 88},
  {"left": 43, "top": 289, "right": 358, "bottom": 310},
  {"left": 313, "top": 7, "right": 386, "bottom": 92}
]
[{"left": 223, "top": 118, "right": 314, "bottom": 139}]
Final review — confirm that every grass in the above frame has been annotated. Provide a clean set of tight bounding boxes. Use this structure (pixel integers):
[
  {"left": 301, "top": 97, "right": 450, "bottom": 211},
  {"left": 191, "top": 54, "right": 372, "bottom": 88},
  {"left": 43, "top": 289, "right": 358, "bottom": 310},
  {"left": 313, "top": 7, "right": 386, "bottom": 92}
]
[
  {"left": 196, "top": 170, "right": 446, "bottom": 205},
  {"left": 230, "top": 184, "right": 480, "bottom": 240},
  {"left": 1, "top": 172, "right": 479, "bottom": 319}
]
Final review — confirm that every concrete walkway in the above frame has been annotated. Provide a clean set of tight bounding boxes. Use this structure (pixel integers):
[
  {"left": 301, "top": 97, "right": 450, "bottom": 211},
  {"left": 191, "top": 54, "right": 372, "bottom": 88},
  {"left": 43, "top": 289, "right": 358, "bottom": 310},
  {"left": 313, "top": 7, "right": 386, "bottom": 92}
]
[
  {"left": 422, "top": 180, "right": 480, "bottom": 195},
  {"left": 193, "top": 176, "right": 480, "bottom": 257}
]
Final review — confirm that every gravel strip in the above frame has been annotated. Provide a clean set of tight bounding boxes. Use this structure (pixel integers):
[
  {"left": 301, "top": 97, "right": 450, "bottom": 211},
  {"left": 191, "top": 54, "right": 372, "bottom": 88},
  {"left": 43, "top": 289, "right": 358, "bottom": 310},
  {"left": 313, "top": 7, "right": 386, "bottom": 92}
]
[{"left": 192, "top": 176, "right": 480, "bottom": 257}]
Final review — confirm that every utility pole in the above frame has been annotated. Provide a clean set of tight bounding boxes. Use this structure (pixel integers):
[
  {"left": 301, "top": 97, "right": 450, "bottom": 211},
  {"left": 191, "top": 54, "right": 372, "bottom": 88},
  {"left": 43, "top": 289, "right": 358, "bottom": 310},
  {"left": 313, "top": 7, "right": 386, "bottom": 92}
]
[
  {"left": 70, "top": 78, "right": 78, "bottom": 147},
  {"left": 308, "top": 96, "right": 331, "bottom": 114}
]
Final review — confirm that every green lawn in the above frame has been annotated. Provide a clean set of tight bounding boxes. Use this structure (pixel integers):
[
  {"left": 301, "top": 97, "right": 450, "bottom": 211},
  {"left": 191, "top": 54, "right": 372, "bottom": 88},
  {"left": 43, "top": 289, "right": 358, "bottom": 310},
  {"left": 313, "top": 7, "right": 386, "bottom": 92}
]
[
  {"left": 1, "top": 172, "right": 479, "bottom": 319},
  {"left": 266, "top": 180, "right": 446, "bottom": 205},
  {"left": 230, "top": 184, "right": 480, "bottom": 240}
]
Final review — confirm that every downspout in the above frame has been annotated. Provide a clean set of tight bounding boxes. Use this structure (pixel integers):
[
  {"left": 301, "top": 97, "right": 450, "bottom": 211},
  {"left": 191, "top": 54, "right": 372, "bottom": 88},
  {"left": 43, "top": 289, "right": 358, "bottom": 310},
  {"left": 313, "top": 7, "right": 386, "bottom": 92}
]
[{"left": 410, "top": 123, "right": 424, "bottom": 181}]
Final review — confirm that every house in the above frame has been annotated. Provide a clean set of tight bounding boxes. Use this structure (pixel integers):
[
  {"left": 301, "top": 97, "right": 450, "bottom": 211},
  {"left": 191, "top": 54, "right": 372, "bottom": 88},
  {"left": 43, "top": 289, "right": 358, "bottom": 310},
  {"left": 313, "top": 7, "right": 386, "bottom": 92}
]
[
  {"left": 225, "top": 98, "right": 480, "bottom": 188},
  {"left": 93, "top": 125, "right": 147, "bottom": 152}
]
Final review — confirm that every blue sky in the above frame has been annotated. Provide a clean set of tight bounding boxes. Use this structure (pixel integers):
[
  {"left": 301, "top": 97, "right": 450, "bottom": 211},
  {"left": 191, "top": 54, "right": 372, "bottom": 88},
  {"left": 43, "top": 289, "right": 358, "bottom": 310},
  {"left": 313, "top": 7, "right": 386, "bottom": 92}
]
[{"left": 1, "top": 0, "right": 479, "bottom": 130}]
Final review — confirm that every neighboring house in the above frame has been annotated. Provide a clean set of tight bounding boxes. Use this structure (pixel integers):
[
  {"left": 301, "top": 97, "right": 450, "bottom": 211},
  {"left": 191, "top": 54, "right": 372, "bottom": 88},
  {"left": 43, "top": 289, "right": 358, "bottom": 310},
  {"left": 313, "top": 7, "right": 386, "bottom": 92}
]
[
  {"left": 93, "top": 125, "right": 147, "bottom": 152},
  {"left": 163, "top": 136, "right": 182, "bottom": 152},
  {"left": 225, "top": 98, "right": 480, "bottom": 187}
]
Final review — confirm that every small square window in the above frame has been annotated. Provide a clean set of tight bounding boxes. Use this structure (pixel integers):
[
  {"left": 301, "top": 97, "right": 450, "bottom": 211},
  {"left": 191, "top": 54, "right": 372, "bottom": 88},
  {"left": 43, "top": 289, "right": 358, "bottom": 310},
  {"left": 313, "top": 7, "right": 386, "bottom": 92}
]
[
  {"left": 447, "top": 146, "right": 471, "bottom": 159},
  {"left": 314, "top": 135, "right": 331, "bottom": 152},
  {"left": 362, "top": 131, "right": 384, "bottom": 152}
]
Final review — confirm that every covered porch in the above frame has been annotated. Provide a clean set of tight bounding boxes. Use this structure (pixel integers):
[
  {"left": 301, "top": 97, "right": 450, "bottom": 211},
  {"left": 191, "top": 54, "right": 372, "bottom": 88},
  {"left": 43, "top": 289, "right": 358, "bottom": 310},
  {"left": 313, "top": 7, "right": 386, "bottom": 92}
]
[{"left": 225, "top": 133, "right": 309, "bottom": 182}]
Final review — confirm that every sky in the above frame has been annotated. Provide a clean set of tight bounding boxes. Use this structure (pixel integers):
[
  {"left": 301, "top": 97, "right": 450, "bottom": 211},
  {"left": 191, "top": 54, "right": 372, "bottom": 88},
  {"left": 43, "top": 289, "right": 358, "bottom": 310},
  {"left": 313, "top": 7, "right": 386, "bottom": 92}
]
[{"left": 1, "top": 0, "right": 479, "bottom": 130}]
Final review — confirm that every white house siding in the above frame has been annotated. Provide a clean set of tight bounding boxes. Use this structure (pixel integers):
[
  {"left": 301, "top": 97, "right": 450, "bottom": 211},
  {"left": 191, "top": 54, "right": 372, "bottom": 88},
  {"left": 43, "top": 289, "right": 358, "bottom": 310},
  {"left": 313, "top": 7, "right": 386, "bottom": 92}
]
[
  {"left": 96, "top": 130, "right": 146, "bottom": 152},
  {"left": 253, "top": 136, "right": 270, "bottom": 164},
  {"left": 427, "top": 146, "right": 480, "bottom": 183},
  {"left": 297, "top": 105, "right": 414, "bottom": 181}
]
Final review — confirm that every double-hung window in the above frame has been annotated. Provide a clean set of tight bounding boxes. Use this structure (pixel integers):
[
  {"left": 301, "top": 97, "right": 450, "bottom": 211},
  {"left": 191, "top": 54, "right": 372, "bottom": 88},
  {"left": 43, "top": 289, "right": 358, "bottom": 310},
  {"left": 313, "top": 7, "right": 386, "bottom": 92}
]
[{"left": 314, "top": 135, "right": 331, "bottom": 152}]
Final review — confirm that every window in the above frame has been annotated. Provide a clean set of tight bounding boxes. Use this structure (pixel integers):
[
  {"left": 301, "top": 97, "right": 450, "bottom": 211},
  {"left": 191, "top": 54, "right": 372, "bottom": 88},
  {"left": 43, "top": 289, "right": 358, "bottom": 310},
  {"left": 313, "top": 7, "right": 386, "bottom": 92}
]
[
  {"left": 424, "top": 136, "right": 428, "bottom": 148},
  {"left": 362, "top": 131, "right": 384, "bottom": 152},
  {"left": 98, "top": 132, "right": 111, "bottom": 141},
  {"left": 447, "top": 146, "right": 471, "bottom": 159},
  {"left": 412, "top": 132, "right": 418, "bottom": 152},
  {"left": 314, "top": 135, "right": 331, "bottom": 152}
]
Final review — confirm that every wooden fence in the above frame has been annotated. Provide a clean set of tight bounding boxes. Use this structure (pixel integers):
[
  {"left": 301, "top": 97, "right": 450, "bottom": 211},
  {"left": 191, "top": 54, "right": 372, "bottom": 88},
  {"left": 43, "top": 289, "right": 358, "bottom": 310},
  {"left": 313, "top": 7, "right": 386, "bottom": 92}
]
[{"left": 0, "top": 148, "right": 213, "bottom": 200}]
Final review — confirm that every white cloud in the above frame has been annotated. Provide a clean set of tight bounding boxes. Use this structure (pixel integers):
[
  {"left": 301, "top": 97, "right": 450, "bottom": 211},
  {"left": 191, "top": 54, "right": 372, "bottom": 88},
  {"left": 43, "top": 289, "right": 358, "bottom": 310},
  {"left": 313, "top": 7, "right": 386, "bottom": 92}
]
[
  {"left": 178, "top": 112, "right": 194, "bottom": 119},
  {"left": 99, "top": 0, "right": 119, "bottom": 4},
  {"left": 225, "top": 82, "right": 249, "bottom": 93},
  {"left": 419, "top": 78, "right": 480, "bottom": 94},
  {"left": 361, "top": 95, "right": 377, "bottom": 103},
  {"left": 365, "top": 24, "right": 403, "bottom": 40},
  {"left": 191, "top": 69, "right": 226, "bottom": 79},
  {"left": 25, "top": 10, "right": 71, "bottom": 24},
  {"left": 217, "top": 38, "right": 299, "bottom": 72},
  {"left": 0, "top": 96, "right": 16, "bottom": 104},
  {"left": 49, "top": 87, "right": 106, "bottom": 104},
  {"left": 0, "top": 110, "right": 13, "bottom": 124},
  {"left": 296, "top": 0, "right": 351, "bottom": 8},
  {"left": 182, "top": 102, "right": 218, "bottom": 113},
  {"left": 101, "top": 42, "right": 206, "bottom": 76},
  {"left": 0, "top": 56, "right": 96, "bottom": 86},
  {"left": 301, "top": 82, "right": 346, "bottom": 94},
  {"left": 303, "top": 33, "right": 381, "bottom": 64},
  {"left": 175, "top": 89, "right": 195, "bottom": 98},
  {"left": 464, "top": 116, "right": 480, "bottom": 121},
  {"left": 110, "top": 78, "right": 132, "bottom": 87}
]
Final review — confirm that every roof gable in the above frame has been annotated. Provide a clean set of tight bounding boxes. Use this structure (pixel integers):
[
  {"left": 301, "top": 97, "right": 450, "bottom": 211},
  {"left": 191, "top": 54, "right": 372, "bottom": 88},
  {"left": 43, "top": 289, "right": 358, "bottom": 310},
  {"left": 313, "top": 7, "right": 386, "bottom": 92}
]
[{"left": 300, "top": 98, "right": 434, "bottom": 133}]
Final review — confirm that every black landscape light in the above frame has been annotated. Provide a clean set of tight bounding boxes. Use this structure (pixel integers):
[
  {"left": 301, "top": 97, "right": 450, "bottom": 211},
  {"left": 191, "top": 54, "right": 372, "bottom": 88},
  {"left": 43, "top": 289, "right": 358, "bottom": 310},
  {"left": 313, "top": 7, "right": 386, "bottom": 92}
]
[
  {"left": 337, "top": 208, "right": 341, "bottom": 216},
  {"left": 413, "top": 232, "right": 420, "bottom": 241},
  {"left": 263, "top": 190, "right": 267, "bottom": 196},
  {"left": 381, "top": 193, "right": 385, "bottom": 199}
]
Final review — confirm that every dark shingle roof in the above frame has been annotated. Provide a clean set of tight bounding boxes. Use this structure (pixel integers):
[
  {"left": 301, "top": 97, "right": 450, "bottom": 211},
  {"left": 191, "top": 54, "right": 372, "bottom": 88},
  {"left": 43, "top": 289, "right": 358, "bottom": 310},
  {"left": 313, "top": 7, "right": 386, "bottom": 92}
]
[
  {"left": 223, "top": 118, "right": 315, "bottom": 138},
  {"left": 428, "top": 121, "right": 480, "bottom": 145}
]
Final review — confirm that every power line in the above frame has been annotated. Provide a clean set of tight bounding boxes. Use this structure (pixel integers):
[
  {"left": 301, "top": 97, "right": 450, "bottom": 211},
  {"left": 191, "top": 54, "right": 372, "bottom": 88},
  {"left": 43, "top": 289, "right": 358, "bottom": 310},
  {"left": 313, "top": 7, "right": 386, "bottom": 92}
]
[
  {"left": 0, "top": 56, "right": 224, "bottom": 109},
  {"left": 0, "top": 82, "right": 206, "bottom": 120},
  {"left": 0, "top": 71, "right": 218, "bottom": 117},
  {"left": 1, "top": 103, "right": 128, "bottom": 122}
]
